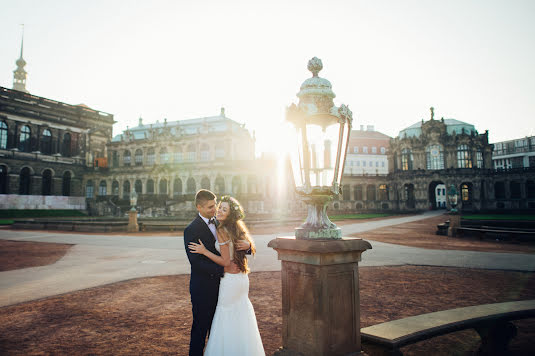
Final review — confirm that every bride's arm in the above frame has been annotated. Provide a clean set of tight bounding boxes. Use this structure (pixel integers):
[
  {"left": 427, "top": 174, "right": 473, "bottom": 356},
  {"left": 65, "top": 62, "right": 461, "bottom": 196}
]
[{"left": 188, "top": 233, "right": 231, "bottom": 267}]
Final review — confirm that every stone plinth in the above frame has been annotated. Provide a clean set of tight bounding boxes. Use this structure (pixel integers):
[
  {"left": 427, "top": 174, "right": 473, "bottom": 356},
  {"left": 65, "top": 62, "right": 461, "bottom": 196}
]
[
  {"left": 127, "top": 210, "right": 138, "bottom": 232},
  {"left": 448, "top": 213, "right": 461, "bottom": 237},
  {"left": 268, "top": 237, "right": 372, "bottom": 356}
]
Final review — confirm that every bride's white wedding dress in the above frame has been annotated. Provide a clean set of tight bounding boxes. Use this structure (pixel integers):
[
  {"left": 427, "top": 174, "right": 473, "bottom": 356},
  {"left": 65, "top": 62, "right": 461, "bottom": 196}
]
[{"left": 204, "top": 241, "right": 265, "bottom": 356}]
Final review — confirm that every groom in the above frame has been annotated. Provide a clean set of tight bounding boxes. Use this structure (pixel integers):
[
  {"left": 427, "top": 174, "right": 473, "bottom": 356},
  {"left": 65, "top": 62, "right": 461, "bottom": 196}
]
[{"left": 184, "top": 189, "right": 250, "bottom": 356}]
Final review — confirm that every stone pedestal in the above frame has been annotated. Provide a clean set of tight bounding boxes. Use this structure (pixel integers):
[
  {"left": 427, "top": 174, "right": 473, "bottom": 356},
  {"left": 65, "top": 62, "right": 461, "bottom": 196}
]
[
  {"left": 127, "top": 210, "right": 138, "bottom": 232},
  {"left": 268, "top": 237, "right": 372, "bottom": 356},
  {"left": 447, "top": 213, "right": 460, "bottom": 237}
]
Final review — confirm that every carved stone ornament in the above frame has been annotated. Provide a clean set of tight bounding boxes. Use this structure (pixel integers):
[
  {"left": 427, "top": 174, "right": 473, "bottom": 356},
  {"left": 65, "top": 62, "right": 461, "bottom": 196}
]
[{"left": 307, "top": 57, "right": 323, "bottom": 77}]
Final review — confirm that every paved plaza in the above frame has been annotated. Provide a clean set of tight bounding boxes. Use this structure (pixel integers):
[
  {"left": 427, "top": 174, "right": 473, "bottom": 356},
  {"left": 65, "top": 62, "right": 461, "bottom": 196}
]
[{"left": 1, "top": 210, "right": 534, "bottom": 307}]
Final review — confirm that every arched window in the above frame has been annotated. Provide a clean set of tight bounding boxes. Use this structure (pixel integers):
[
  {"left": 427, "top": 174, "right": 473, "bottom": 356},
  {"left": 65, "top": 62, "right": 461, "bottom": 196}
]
[
  {"left": 215, "top": 176, "right": 225, "bottom": 193},
  {"left": 19, "top": 167, "right": 31, "bottom": 195},
  {"left": 41, "top": 129, "right": 52, "bottom": 154},
  {"left": 201, "top": 176, "right": 210, "bottom": 190},
  {"left": 62, "top": 171, "right": 71, "bottom": 196},
  {"left": 215, "top": 142, "right": 225, "bottom": 158},
  {"left": 112, "top": 180, "right": 119, "bottom": 196},
  {"left": 401, "top": 148, "right": 413, "bottom": 170},
  {"left": 426, "top": 145, "right": 444, "bottom": 170},
  {"left": 173, "top": 147, "right": 183, "bottom": 162},
  {"left": 159, "top": 179, "right": 168, "bottom": 194},
  {"left": 0, "top": 165, "right": 8, "bottom": 194},
  {"left": 187, "top": 144, "right": 196, "bottom": 161},
  {"left": 122, "top": 181, "right": 130, "bottom": 199},
  {"left": 99, "top": 181, "right": 107, "bottom": 196},
  {"left": 147, "top": 148, "right": 155, "bottom": 165},
  {"left": 457, "top": 144, "right": 472, "bottom": 168},
  {"left": 378, "top": 184, "right": 388, "bottom": 201},
  {"left": 42, "top": 169, "right": 53, "bottom": 195},
  {"left": 62, "top": 133, "right": 71, "bottom": 157},
  {"left": 173, "top": 178, "right": 182, "bottom": 196},
  {"left": 135, "top": 149, "right": 143, "bottom": 166},
  {"left": 404, "top": 183, "right": 415, "bottom": 208},
  {"left": 0, "top": 121, "right": 8, "bottom": 149},
  {"left": 200, "top": 144, "right": 210, "bottom": 161},
  {"left": 19, "top": 125, "right": 31, "bottom": 152},
  {"left": 135, "top": 180, "right": 143, "bottom": 194},
  {"left": 160, "top": 147, "right": 169, "bottom": 164},
  {"left": 111, "top": 151, "right": 119, "bottom": 167},
  {"left": 526, "top": 180, "right": 535, "bottom": 199},
  {"left": 123, "top": 150, "right": 131, "bottom": 166},
  {"left": 461, "top": 183, "right": 472, "bottom": 202},
  {"left": 86, "top": 180, "right": 94, "bottom": 198},
  {"left": 354, "top": 185, "right": 363, "bottom": 200},
  {"left": 186, "top": 177, "right": 196, "bottom": 194},
  {"left": 366, "top": 185, "right": 376, "bottom": 201},
  {"left": 232, "top": 176, "right": 241, "bottom": 194},
  {"left": 147, "top": 179, "right": 154, "bottom": 194},
  {"left": 510, "top": 181, "right": 521, "bottom": 199}
]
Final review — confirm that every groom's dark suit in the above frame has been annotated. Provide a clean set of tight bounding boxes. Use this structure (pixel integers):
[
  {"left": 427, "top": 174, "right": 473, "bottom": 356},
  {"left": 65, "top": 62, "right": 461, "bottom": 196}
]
[{"left": 184, "top": 214, "right": 223, "bottom": 356}]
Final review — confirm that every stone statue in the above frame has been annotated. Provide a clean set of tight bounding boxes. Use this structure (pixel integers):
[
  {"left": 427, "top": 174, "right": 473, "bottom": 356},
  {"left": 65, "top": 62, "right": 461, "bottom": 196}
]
[{"left": 130, "top": 189, "right": 138, "bottom": 211}]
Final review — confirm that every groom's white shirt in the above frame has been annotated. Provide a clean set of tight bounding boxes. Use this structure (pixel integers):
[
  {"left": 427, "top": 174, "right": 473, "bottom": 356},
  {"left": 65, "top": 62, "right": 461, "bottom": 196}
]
[{"left": 199, "top": 213, "right": 218, "bottom": 242}]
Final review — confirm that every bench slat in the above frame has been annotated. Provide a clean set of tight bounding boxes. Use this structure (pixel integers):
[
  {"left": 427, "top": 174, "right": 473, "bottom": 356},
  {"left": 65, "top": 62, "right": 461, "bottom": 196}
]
[{"left": 361, "top": 300, "right": 535, "bottom": 347}]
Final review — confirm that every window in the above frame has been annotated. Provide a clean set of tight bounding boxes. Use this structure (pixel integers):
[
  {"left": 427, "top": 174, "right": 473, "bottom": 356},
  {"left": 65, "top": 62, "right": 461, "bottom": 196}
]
[
  {"left": 476, "top": 151, "right": 484, "bottom": 168},
  {"left": 510, "top": 181, "right": 521, "bottom": 199},
  {"left": 461, "top": 183, "right": 471, "bottom": 202},
  {"left": 147, "top": 179, "right": 154, "bottom": 194},
  {"left": 401, "top": 148, "right": 413, "bottom": 170},
  {"left": 382, "top": 162, "right": 385, "bottom": 167},
  {"left": 19, "top": 167, "right": 31, "bottom": 195},
  {"left": 200, "top": 144, "right": 210, "bottom": 161},
  {"left": 147, "top": 148, "right": 155, "bottom": 165},
  {"left": 62, "top": 133, "right": 71, "bottom": 157},
  {"left": 135, "top": 180, "right": 142, "bottom": 194},
  {"left": 356, "top": 161, "right": 360, "bottom": 167},
  {"left": 0, "top": 121, "right": 8, "bottom": 149},
  {"left": 494, "top": 182, "right": 505, "bottom": 199},
  {"left": 159, "top": 179, "right": 168, "bottom": 194},
  {"left": 19, "top": 125, "right": 31, "bottom": 152},
  {"left": 354, "top": 185, "right": 363, "bottom": 200},
  {"left": 378, "top": 184, "right": 388, "bottom": 200},
  {"left": 160, "top": 147, "right": 169, "bottom": 164},
  {"left": 112, "top": 151, "right": 119, "bottom": 167},
  {"left": 99, "top": 181, "right": 107, "bottom": 196},
  {"left": 85, "top": 180, "right": 94, "bottom": 198},
  {"left": 426, "top": 145, "right": 444, "bottom": 170},
  {"left": 342, "top": 184, "right": 350, "bottom": 200},
  {"left": 376, "top": 161, "right": 379, "bottom": 167},
  {"left": 123, "top": 150, "right": 131, "bottom": 166},
  {"left": 174, "top": 148, "right": 183, "bottom": 162},
  {"left": 42, "top": 169, "right": 53, "bottom": 195},
  {"left": 122, "top": 181, "right": 130, "bottom": 199},
  {"left": 457, "top": 144, "right": 472, "bottom": 168},
  {"left": 215, "top": 142, "right": 225, "bottom": 158},
  {"left": 135, "top": 149, "right": 143, "bottom": 166},
  {"left": 380, "top": 147, "right": 386, "bottom": 154},
  {"left": 62, "top": 171, "right": 71, "bottom": 196},
  {"left": 112, "top": 180, "right": 119, "bottom": 195},
  {"left": 366, "top": 185, "right": 376, "bottom": 201},
  {"left": 187, "top": 177, "right": 196, "bottom": 194},
  {"left": 215, "top": 176, "right": 225, "bottom": 193},
  {"left": 41, "top": 129, "right": 52, "bottom": 154},
  {"left": 187, "top": 144, "right": 196, "bottom": 161},
  {"left": 353, "top": 147, "right": 359, "bottom": 153},
  {"left": 173, "top": 178, "right": 182, "bottom": 196},
  {"left": 231, "top": 176, "right": 241, "bottom": 194},
  {"left": 363, "top": 161, "right": 366, "bottom": 167},
  {"left": 0, "top": 165, "right": 8, "bottom": 194},
  {"left": 201, "top": 176, "right": 210, "bottom": 190},
  {"left": 363, "top": 146, "right": 368, "bottom": 153},
  {"left": 372, "top": 147, "right": 377, "bottom": 154}
]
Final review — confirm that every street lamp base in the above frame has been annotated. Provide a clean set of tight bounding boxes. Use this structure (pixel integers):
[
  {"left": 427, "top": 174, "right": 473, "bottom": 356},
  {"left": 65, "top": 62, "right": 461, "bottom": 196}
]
[{"left": 295, "top": 226, "right": 342, "bottom": 239}]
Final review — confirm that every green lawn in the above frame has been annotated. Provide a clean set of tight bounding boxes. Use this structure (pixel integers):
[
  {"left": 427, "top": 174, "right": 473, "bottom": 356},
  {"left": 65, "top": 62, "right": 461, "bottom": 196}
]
[
  {"left": 329, "top": 213, "right": 393, "bottom": 221},
  {"left": 462, "top": 214, "right": 535, "bottom": 221},
  {"left": 0, "top": 210, "right": 87, "bottom": 219}
]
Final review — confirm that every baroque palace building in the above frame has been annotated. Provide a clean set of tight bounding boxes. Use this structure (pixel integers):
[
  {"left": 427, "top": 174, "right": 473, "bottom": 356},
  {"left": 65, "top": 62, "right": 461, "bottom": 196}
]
[
  {"left": 83, "top": 108, "right": 283, "bottom": 216},
  {"left": 337, "top": 108, "right": 535, "bottom": 212},
  {"left": 0, "top": 39, "right": 114, "bottom": 209}
]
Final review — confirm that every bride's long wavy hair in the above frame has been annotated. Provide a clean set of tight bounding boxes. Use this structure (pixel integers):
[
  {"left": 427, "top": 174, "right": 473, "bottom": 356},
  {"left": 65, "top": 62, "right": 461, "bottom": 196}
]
[{"left": 217, "top": 195, "right": 255, "bottom": 273}]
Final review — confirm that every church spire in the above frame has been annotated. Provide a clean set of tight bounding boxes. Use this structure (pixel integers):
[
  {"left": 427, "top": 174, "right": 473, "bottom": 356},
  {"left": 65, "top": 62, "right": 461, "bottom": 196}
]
[{"left": 13, "top": 25, "right": 28, "bottom": 93}]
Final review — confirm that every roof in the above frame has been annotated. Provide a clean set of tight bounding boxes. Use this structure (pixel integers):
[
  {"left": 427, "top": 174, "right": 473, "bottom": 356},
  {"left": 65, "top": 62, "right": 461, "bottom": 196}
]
[{"left": 399, "top": 118, "right": 476, "bottom": 138}]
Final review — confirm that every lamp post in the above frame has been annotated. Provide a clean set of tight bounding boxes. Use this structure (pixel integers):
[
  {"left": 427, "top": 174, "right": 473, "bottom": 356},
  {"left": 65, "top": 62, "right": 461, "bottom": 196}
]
[{"left": 269, "top": 58, "right": 371, "bottom": 356}]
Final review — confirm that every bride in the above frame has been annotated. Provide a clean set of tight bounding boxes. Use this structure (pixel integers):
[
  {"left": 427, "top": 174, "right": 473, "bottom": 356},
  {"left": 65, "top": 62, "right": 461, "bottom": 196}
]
[{"left": 188, "top": 195, "right": 265, "bottom": 356}]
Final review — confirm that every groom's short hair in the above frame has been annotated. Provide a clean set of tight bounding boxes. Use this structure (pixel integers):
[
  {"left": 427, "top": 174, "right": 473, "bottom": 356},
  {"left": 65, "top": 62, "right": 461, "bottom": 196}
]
[{"left": 195, "top": 189, "right": 216, "bottom": 207}]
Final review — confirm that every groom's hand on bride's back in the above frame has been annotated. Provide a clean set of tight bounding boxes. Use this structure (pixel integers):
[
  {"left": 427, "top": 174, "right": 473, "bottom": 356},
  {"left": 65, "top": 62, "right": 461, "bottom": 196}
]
[{"left": 224, "top": 261, "right": 240, "bottom": 274}]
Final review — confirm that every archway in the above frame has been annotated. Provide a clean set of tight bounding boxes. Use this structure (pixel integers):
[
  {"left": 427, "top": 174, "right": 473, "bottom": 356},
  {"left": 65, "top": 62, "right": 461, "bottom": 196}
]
[{"left": 428, "top": 181, "right": 446, "bottom": 209}]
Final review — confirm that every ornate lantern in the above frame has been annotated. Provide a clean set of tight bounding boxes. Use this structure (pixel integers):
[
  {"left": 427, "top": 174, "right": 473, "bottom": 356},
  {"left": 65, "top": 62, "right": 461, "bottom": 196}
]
[{"left": 286, "top": 57, "right": 353, "bottom": 239}]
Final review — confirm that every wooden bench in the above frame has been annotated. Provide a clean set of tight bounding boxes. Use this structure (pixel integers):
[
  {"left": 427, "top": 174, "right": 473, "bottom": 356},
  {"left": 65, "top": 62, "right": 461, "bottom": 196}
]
[{"left": 361, "top": 300, "right": 535, "bottom": 356}]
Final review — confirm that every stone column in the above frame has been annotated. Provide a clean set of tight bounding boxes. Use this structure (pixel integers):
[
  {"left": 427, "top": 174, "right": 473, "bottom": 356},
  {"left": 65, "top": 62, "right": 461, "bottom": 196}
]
[{"left": 268, "top": 237, "right": 371, "bottom": 356}]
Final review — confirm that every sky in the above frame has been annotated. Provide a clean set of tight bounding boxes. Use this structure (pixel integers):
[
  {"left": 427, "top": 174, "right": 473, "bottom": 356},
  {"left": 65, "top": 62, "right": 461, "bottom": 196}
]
[{"left": 1, "top": 0, "right": 534, "bottom": 156}]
